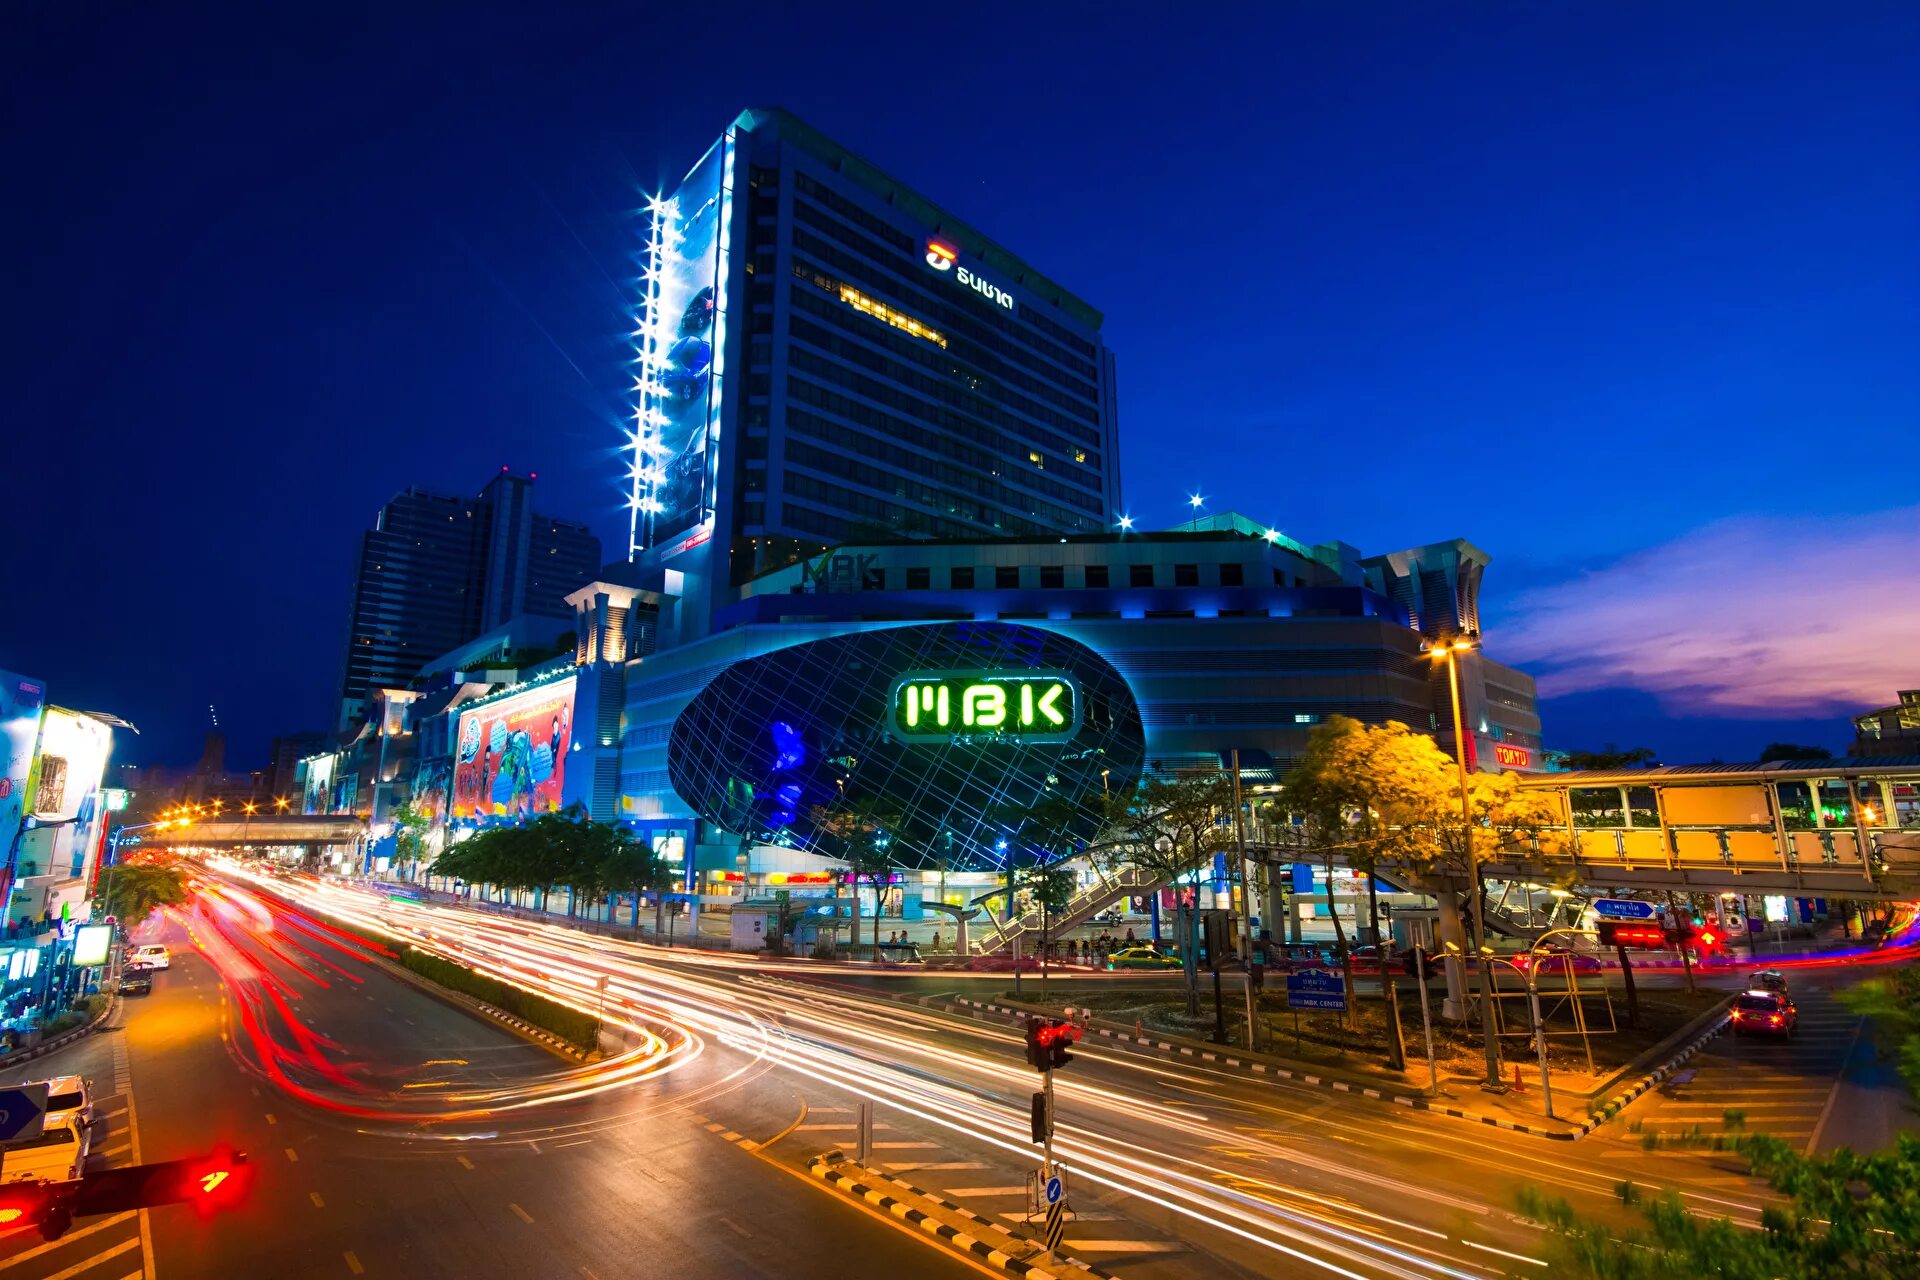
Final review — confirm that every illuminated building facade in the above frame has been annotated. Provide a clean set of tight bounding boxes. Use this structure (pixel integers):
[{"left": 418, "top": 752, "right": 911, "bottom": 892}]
[{"left": 626, "top": 107, "right": 1122, "bottom": 648}]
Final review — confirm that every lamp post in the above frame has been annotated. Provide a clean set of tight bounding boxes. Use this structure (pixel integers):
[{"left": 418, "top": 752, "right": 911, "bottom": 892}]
[{"left": 1424, "top": 632, "right": 1504, "bottom": 1092}]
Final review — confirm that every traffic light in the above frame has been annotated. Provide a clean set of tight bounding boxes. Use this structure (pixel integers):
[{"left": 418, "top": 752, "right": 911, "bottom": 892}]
[
  {"left": 0, "top": 1182, "right": 56, "bottom": 1237},
  {"left": 1023, "top": 1018, "right": 1082, "bottom": 1072},
  {"left": 1030, "top": 1090, "right": 1048, "bottom": 1143}
]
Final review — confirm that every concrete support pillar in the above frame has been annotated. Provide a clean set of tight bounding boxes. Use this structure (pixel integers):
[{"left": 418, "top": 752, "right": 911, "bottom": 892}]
[
  {"left": 1264, "top": 876, "right": 1288, "bottom": 946},
  {"left": 1436, "top": 887, "right": 1470, "bottom": 1021}
]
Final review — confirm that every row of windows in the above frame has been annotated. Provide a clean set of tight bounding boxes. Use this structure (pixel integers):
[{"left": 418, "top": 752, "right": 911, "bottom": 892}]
[
  {"left": 780, "top": 489, "right": 986, "bottom": 541},
  {"left": 779, "top": 351, "right": 1105, "bottom": 498},
  {"left": 786, "top": 373, "right": 1107, "bottom": 512},
  {"left": 783, "top": 444, "right": 1070, "bottom": 537},
  {"left": 790, "top": 260, "right": 1097, "bottom": 426},
  {"left": 787, "top": 210, "right": 1102, "bottom": 395},
  {"left": 786, "top": 330, "right": 1105, "bottom": 486},
  {"left": 863, "top": 562, "right": 1278, "bottom": 591},
  {"left": 789, "top": 282, "right": 1103, "bottom": 456},
  {"left": 785, "top": 409, "right": 1102, "bottom": 527}
]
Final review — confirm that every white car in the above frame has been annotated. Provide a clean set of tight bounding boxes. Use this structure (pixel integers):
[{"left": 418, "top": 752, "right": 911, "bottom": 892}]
[
  {"left": 128, "top": 945, "right": 171, "bottom": 970},
  {"left": 41, "top": 1077, "right": 93, "bottom": 1131},
  {"left": 0, "top": 1115, "right": 90, "bottom": 1185}
]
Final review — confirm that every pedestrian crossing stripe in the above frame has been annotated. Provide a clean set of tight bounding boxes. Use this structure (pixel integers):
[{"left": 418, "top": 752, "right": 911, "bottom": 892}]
[{"left": 1044, "top": 1200, "right": 1065, "bottom": 1253}]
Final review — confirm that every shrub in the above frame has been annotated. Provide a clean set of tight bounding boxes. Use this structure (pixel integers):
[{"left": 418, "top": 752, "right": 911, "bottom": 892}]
[{"left": 397, "top": 949, "right": 600, "bottom": 1053}]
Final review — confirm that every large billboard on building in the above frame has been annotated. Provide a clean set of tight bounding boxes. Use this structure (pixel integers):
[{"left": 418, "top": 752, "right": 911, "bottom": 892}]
[
  {"left": 452, "top": 677, "right": 576, "bottom": 820},
  {"left": 301, "top": 754, "right": 335, "bottom": 816},
  {"left": 0, "top": 671, "right": 47, "bottom": 872},
  {"left": 29, "top": 708, "right": 113, "bottom": 881},
  {"left": 631, "top": 130, "right": 735, "bottom": 552}
]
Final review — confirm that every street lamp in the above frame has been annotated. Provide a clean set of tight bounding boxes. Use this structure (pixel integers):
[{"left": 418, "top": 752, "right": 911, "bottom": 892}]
[{"left": 1422, "top": 631, "right": 1504, "bottom": 1091}]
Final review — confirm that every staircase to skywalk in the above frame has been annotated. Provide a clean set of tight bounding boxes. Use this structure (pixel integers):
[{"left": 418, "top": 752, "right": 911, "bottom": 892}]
[{"left": 974, "top": 864, "right": 1168, "bottom": 956}]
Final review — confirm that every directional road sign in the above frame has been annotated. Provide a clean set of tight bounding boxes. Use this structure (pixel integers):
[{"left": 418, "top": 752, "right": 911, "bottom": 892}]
[
  {"left": 1286, "top": 969, "right": 1347, "bottom": 1012},
  {"left": 1592, "top": 898, "right": 1655, "bottom": 920},
  {"left": 1044, "top": 1175, "right": 1062, "bottom": 1206},
  {"left": 0, "top": 1083, "right": 49, "bottom": 1144}
]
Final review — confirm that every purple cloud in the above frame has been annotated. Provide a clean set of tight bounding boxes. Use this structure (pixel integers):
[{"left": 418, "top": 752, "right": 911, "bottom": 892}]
[{"left": 1491, "top": 507, "right": 1920, "bottom": 717}]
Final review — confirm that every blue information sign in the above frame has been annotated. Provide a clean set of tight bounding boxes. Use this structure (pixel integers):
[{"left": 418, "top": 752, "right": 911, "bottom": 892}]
[
  {"left": 1044, "top": 1175, "right": 1062, "bottom": 1205},
  {"left": 1286, "top": 969, "right": 1347, "bottom": 1011},
  {"left": 1592, "top": 898, "right": 1655, "bottom": 920},
  {"left": 0, "top": 1083, "right": 48, "bottom": 1143}
]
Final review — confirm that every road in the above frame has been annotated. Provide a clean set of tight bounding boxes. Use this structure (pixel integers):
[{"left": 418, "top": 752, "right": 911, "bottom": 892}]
[
  {"left": 1, "top": 869, "right": 1908, "bottom": 1280},
  {"left": 0, "top": 887, "right": 981, "bottom": 1280}
]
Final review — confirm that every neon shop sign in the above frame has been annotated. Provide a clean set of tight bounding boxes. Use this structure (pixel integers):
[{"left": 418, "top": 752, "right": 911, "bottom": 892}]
[{"left": 890, "top": 672, "right": 1079, "bottom": 743}]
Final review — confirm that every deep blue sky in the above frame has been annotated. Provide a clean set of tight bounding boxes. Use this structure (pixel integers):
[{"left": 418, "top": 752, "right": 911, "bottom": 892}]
[{"left": 5, "top": 2, "right": 1916, "bottom": 770}]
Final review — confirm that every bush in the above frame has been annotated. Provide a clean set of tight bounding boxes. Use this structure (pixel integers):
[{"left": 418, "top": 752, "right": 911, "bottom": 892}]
[{"left": 397, "top": 949, "right": 600, "bottom": 1053}]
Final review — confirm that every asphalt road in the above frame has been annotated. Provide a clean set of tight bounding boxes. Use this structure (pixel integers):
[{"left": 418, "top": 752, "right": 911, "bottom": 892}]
[{"left": 0, "top": 898, "right": 983, "bottom": 1280}]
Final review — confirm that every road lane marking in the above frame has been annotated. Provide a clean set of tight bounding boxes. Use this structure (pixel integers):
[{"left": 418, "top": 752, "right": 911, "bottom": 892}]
[
  {"left": 509, "top": 1203, "right": 534, "bottom": 1224},
  {"left": 719, "top": 1217, "right": 752, "bottom": 1238},
  {"left": 887, "top": 1162, "right": 985, "bottom": 1170},
  {"left": 1807, "top": 1019, "right": 1867, "bottom": 1155},
  {"left": 457, "top": 1155, "right": 475, "bottom": 1170},
  {"left": 1063, "top": 1240, "right": 1185, "bottom": 1253},
  {"left": 285, "top": 1147, "right": 299, "bottom": 1163},
  {"left": 1462, "top": 1239, "right": 1550, "bottom": 1267},
  {"left": 945, "top": 1187, "right": 1028, "bottom": 1197},
  {"left": 311, "top": 1192, "right": 326, "bottom": 1208},
  {"left": 36, "top": 1238, "right": 138, "bottom": 1280},
  {"left": 266, "top": 1113, "right": 278, "bottom": 1125},
  {"left": 344, "top": 1251, "right": 364, "bottom": 1275},
  {"left": 0, "top": 1211, "right": 135, "bottom": 1268}
]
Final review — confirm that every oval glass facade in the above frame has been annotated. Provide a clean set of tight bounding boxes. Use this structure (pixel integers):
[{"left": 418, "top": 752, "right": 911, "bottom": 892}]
[{"left": 667, "top": 622, "right": 1144, "bottom": 869}]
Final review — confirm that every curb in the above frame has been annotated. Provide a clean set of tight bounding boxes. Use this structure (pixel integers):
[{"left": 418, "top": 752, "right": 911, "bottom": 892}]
[
  {"left": 940, "top": 992, "right": 1724, "bottom": 1141},
  {"left": 807, "top": 1154, "right": 1091, "bottom": 1280},
  {"left": 840, "top": 1160, "right": 1122, "bottom": 1278},
  {"left": 0, "top": 995, "right": 118, "bottom": 1070},
  {"left": 362, "top": 952, "right": 598, "bottom": 1065}
]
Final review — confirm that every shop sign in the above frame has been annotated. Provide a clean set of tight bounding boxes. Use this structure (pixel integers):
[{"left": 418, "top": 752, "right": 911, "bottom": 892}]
[{"left": 889, "top": 672, "right": 1079, "bottom": 743}]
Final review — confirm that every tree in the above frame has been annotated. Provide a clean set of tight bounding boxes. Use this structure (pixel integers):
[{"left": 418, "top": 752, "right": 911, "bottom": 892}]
[
  {"left": 1281, "top": 717, "right": 1456, "bottom": 1055},
  {"left": 1760, "top": 742, "right": 1834, "bottom": 762},
  {"left": 100, "top": 857, "right": 189, "bottom": 927},
  {"left": 1518, "top": 1134, "right": 1920, "bottom": 1277},
  {"left": 814, "top": 799, "right": 901, "bottom": 961},
  {"left": 1021, "top": 861, "right": 1077, "bottom": 993},
  {"left": 1559, "top": 744, "right": 1657, "bottom": 770},
  {"left": 1091, "top": 773, "right": 1236, "bottom": 1015},
  {"left": 391, "top": 802, "right": 432, "bottom": 878},
  {"left": 587, "top": 816, "right": 675, "bottom": 930}
]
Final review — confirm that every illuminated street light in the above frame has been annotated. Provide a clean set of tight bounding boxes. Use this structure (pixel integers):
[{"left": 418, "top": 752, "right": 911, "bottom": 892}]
[
  {"left": 1187, "top": 492, "right": 1205, "bottom": 509},
  {"left": 1116, "top": 515, "right": 1134, "bottom": 531}
]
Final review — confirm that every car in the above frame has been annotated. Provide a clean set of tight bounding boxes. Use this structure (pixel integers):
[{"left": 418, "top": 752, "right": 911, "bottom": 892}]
[
  {"left": 1731, "top": 990, "right": 1797, "bottom": 1038},
  {"left": 40, "top": 1077, "right": 93, "bottom": 1130},
  {"left": 1748, "top": 969, "right": 1790, "bottom": 995},
  {"left": 121, "top": 960, "right": 155, "bottom": 976},
  {"left": 127, "top": 945, "right": 171, "bottom": 970},
  {"left": 117, "top": 973, "right": 153, "bottom": 996},
  {"left": 1347, "top": 946, "right": 1409, "bottom": 975},
  {"left": 1105, "top": 945, "right": 1182, "bottom": 970},
  {"left": 0, "top": 1115, "right": 90, "bottom": 1186}
]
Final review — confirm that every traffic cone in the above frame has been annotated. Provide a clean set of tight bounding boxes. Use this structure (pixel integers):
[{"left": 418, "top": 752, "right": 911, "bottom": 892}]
[{"left": 1512, "top": 1064, "right": 1525, "bottom": 1093}]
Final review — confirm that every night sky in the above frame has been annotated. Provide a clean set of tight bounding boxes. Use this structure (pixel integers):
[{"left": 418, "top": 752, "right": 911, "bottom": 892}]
[{"left": 5, "top": 2, "right": 1916, "bottom": 771}]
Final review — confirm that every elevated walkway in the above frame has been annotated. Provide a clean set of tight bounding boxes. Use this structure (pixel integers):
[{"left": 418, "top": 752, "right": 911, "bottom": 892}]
[{"left": 974, "top": 863, "right": 1166, "bottom": 956}]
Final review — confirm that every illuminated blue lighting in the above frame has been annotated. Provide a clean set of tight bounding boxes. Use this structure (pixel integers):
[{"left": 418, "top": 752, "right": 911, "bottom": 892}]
[
  {"left": 1116, "top": 515, "right": 1134, "bottom": 530},
  {"left": 769, "top": 720, "right": 806, "bottom": 773}
]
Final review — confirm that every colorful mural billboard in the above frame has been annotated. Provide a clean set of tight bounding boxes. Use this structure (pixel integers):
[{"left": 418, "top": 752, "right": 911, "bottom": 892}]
[
  {"left": 0, "top": 671, "right": 47, "bottom": 871},
  {"left": 28, "top": 707, "right": 113, "bottom": 881},
  {"left": 452, "top": 676, "right": 576, "bottom": 820}
]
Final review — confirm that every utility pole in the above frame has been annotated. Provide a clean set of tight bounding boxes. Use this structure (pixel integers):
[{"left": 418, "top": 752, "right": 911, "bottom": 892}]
[{"left": 1231, "top": 750, "right": 1257, "bottom": 1051}]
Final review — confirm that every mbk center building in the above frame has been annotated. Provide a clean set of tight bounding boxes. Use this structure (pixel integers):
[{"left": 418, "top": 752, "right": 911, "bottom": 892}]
[{"left": 518, "top": 108, "right": 1544, "bottom": 908}]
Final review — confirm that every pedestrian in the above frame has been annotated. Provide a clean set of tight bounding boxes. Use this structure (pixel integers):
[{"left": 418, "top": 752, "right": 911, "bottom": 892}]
[
  {"left": 1124, "top": 927, "right": 1136, "bottom": 943},
  {"left": 931, "top": 930, "right": 942, "bottom": 951}
]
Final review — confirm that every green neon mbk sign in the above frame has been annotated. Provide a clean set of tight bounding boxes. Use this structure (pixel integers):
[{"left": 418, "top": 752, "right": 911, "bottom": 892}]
[{"left": 888, "top": 671, "right": 1081, "bottom": 743}]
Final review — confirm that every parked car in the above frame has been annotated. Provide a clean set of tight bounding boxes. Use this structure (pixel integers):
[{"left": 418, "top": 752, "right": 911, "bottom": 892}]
[
  {"left": 1105, "top": 945, "right": 1181, "bottom": 971},
  {"left": 1346, "top": 946, "right": 1408, "bottom": 975},
  {"left": 1731, "top": 991, "right": 1797, "bottom": 1038},
  {"left": 128, "top": 945, "right": 171, "bottom": 970},
  {"left": 40, "top": 1077, "right": 94, "bottom": 1131},
  {"left": 0, "top": 1115, "right": 90, "bottom": 1186},
  {"left": 1747, "top": 969, "right": 1790, "bottom": 995},
  {"left": 117, "top": 973, "right": 153, "bottom": 996}
]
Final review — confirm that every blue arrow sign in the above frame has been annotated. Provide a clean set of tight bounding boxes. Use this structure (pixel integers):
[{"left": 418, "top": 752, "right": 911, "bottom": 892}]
[
  {"left": 1287, "top": 969, "right": 1347, "bottom": 1011},
  {"left": 1592, "top": 898, "right": 1655, "bottom": 920},
  {"left": 0, "top": 1083, "right": 49, "bottom": 1143},
  {"left": 1044, "top": 1175, "right": 1062, "bottom": 1205}
]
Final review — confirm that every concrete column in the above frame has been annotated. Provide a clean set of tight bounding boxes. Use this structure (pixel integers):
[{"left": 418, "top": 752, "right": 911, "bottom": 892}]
[
  {"left": 1264, "top": 875, "right": 1288, "bottom": 947},
  {"left": 1436, "top": 887, "right": 1470, "bottom": 1021}
]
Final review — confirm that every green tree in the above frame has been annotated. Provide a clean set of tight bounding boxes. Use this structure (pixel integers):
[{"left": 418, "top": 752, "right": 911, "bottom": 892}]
[
  {"left": 596, "top": 822, "right": 678, "bottom": 934},
  {"left": 391, "top": 802, "right": 432, "bottom": 877},
  {"left": 1518, "top": 1134, "right": 1920, "bottom": 1277},
  {"left": 100, "top": 857, "right": 190, "bottom": 927},
  {"left": 1091, "top": 773, "right": 1236, "bottom": 1015},
  {"left": 1021, "top": 860, "right": 1078, "bottom": 992},
  {"left": 814, "top": 799, "right": 901, "bottom": 961},
  {"left": 1559, "top": 744, "right": 1658, "bottom": 770}
]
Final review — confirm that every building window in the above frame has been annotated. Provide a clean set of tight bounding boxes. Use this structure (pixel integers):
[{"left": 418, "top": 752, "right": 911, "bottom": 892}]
[
  {"left": 1174, "top": 564, "right": 1199, "bottom": 587},
  {"left": 1084, "top": 564, "right": 1109, "bottom": 588},
  {"left": 995, "top": 566, "right": 1020, "bottom": 589},
  {"left": 1219, "top": 563, "right": 1244, "bottom": 586},
  {"left": 1128, "top": 564, "right": 1154, "bottom": 587},
  {"left": 1040, "top": 565, "right": 1064, "bottom": 589},
  {"left": 1028, "top": 451, "right": 1044, "bottom": 469},
  {"left": 1294, "top": 713, "right": 1318, "bottom": 724},
  {"left": 950, "top": 566, "right": 975, "bottom": 589},
  {"left": 906, "top": 566, "right": 930, "bottom": 590}
]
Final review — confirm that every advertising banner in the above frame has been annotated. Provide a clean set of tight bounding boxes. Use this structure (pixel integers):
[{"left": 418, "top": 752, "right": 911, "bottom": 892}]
[
  {"left": 640, "top": 135, "right": 732, "bottom": 547},
  {"left": 0, "top": 671, "right": 46, "bottom": 871},
  {"left": 30, "top": 708, "right": 113, "bottom": 881},
  {"left": 451, "top": 677, "right": 576, "bottom": 820}
]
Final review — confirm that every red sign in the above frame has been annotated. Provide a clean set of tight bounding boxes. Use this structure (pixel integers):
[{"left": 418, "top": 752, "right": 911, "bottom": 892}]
[{"left": 1493, "top": 744, "right": 1531, "bottom": 768}]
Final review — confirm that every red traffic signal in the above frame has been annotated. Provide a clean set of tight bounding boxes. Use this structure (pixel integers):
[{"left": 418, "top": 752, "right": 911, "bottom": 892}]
[
  {"left": 0, "top": 1182, "right": 55, "bottom": 1234},
  {"left": 1023, "top": 1017, "right": 1081, "bottom": 1072},
  {"left": 1597, "top": 920, "right": 1667, "bottom": 949}
]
